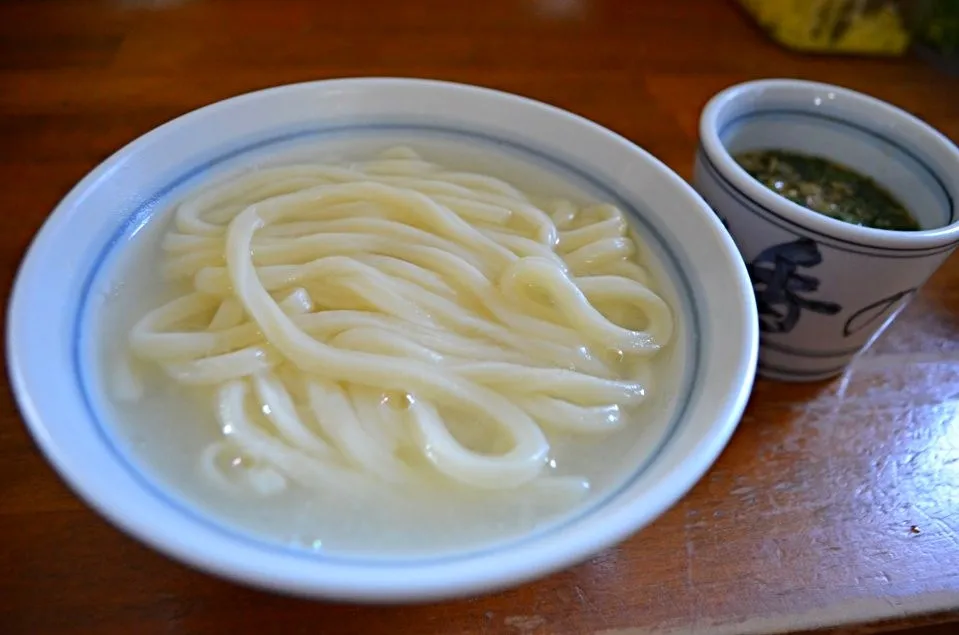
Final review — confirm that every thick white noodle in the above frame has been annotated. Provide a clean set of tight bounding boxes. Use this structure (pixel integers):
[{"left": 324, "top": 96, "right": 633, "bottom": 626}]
[{"left": 128, "top": 147, "right": 674, "bottom": 502}]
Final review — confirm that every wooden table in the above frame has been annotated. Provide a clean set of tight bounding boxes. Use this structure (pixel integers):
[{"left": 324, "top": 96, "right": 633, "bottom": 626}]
[{"left": 2, "top": 1, "right": 958, "bottom": 634}]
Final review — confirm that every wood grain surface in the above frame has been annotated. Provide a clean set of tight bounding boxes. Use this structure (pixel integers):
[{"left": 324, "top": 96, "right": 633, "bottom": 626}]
[{"left": 2, "top": 1, "right": 958, "bottom": 634}]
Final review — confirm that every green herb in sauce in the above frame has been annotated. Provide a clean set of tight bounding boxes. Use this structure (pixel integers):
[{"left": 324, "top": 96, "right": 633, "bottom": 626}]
[{"left": 733, "top": 149, "right": 920, "bottom": 231}]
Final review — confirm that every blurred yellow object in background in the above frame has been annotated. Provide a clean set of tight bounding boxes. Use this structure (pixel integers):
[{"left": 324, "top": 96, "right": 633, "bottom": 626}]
[{"left": 736, "top": 0, "right": 911, "bottom": 55}]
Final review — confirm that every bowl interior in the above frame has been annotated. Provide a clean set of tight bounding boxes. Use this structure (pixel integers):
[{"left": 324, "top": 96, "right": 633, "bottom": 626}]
[
  {"left": 704, "top": 80, "right": 959, "bottom": 238},
  {"left": 86, "top": 126, "right": 695, "bottom": 558},
  {"left": 721, "top": 109, "right": 952, "bottom": 231},
  {"left": 7, "top": 78, "right": 757, "bottom": 600}
]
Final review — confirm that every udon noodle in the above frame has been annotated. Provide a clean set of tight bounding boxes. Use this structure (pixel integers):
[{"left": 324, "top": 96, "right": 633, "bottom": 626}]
[{"left": 126, "top": 146, "right": 674, "bottom": 503}]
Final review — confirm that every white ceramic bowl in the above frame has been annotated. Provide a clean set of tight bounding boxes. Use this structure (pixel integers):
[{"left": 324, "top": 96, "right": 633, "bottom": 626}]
[
  {"left": 694, "top": 79, "right": 959, "bottom": 382},
  {"left": 7, "top": 78, "right": 757, "bottom": 602}
]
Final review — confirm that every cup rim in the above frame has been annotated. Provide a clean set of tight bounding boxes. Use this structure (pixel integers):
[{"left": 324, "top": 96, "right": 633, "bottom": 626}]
[{"left": 699, "top": 78, "right": 959, "bottom": 251}]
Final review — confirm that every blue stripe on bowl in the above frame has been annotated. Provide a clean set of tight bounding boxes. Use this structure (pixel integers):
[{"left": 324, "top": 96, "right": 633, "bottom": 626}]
[
  {"left": 759, "top": 338, "right": 863, "bottom": 359},
  {"left": 73, "top": 122, "right": 704, "bottom": 567},
  {"left": 758, "top": 361, "right": 848, "bottom": 380}
]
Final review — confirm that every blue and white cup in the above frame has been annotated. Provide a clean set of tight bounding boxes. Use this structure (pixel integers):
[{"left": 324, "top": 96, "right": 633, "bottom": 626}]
[{"left": 694, "top": 79, "right": 959, "bottom": 382}]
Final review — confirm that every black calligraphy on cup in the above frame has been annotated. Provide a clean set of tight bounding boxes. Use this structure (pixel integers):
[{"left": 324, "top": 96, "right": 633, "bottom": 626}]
[{"left": 747, "top": 237, "right": 842, "bottom": 334}]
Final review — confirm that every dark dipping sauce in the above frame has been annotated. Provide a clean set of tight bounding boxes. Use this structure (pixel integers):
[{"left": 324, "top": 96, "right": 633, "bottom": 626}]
[{"left": 733, "top": 149, "right": 920, "bottom": 231}]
